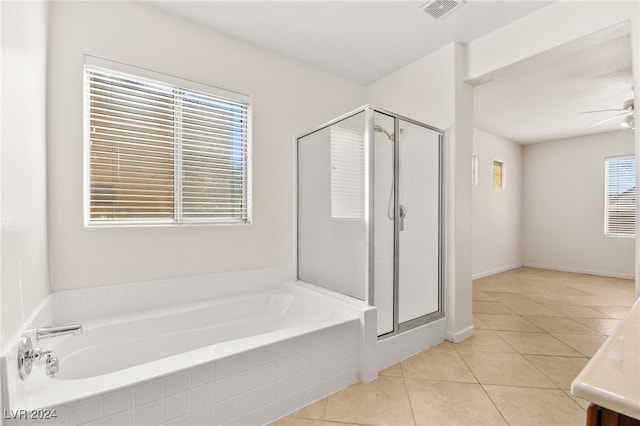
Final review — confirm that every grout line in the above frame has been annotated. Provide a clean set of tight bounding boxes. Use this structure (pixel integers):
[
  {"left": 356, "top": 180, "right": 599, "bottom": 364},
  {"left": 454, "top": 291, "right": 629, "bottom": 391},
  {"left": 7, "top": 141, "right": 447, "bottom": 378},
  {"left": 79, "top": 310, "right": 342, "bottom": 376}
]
[
  {"left": 478, "top": 383, "right": 511, "bottom": 425},
  {"left": 399, "top": 362, "right": 418, "bottom": 426}
]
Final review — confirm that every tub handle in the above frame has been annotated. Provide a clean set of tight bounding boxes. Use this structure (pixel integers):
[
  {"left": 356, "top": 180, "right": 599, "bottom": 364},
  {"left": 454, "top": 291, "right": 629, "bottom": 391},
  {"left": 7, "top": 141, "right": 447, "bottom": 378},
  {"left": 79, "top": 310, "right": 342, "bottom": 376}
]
[{"left": 17, "top": 335, "right": 53, "bottom": 380}]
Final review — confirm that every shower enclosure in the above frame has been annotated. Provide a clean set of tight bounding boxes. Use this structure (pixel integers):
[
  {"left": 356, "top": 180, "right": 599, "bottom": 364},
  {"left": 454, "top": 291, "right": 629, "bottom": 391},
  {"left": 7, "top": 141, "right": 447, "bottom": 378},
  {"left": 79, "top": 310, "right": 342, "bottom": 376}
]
[{"left": 297, "top": 106, "right": 444, "bottom": 337}]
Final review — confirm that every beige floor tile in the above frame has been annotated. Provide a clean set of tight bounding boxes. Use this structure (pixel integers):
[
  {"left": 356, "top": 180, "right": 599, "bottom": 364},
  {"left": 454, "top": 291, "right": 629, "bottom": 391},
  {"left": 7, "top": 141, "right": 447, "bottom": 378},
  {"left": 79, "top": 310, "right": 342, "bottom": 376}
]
[
  {"left": 324, "top": 376, "right": 415, "bottom": 426},
  {"left": 484, "top": 385, "right": 586, "bottom": 426},
  {"left": 400, "top": 348, "right": 476, "bottom": 383},
  {"left": 473, "top": 314, "right": 489, "bottom": 329},
  {"left": 571, "top": 317, "right": 620, "bottom": 335},
  {"left": 523, "top": 316, "right": 598, "bottom": 335},
  {"left": 458, "top": 351, "right": 556, "bottom": 388},
  {"left": 473, "top": 290, "right": 497, "bottom": 302},
  {"left": 483, "top": 292, "right": 536, "bottom": 304},
  {"left": 589, "top": 306, "right": 632, "bottom": 319},
  {"left": 379, "top": 363, "right": 402, "bottom": 377},
  {"left": 551, "top": 333, "right": 608, "bottom": 357},
  {"left": 499, "top": 302, "right": 563, "bottom": 317},
  {"left": 323, "top": 422, "right": 366, "bottom": 426},
  {"left": 565, "top": 390, "right": 590, "bottom": 410},
  {"left": 524, "top": 355, "right": 589, "bottom": 390},
  {"left": 452, "top": 330, "right": 516, "bottom": 353},
  {"left": 586, "top": 296, "right": 635, "bottom": 307},
  {"left": 475, "top": 313, "right": 543, "bottom": 332},
  {"left": 432, "top": 340, "right": 455, "bottom": 350},
  {"left": 497, "top": 331, "right": 582, "bottom": 356},
  {"left": 543, "top": 304, "right": 613, "bottom": 318},
  {"left": 290, "top": 398, "right": 327, "bottom": 420},
  {"left": 270, "top": 417, "right": 323, "bottom": 426},
  {"left": 473, "top": 301, "right": 516, "bottom": 315},
  {"left": 526, "top": 294, "right": 603, "bottom": 306},
  {"left": 405, "top": 378, "right": 506, "bottom": 426}
]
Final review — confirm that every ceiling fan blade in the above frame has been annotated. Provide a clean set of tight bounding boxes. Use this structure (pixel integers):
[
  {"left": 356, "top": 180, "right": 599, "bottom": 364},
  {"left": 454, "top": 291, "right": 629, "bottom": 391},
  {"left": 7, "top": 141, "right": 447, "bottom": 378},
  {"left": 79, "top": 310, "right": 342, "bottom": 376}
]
[
  {"left": 587, "top": 111, "right": 632, "bottom": 128},
  {"left": 581, "top": 108, "right": 629, "bottom": 114}
]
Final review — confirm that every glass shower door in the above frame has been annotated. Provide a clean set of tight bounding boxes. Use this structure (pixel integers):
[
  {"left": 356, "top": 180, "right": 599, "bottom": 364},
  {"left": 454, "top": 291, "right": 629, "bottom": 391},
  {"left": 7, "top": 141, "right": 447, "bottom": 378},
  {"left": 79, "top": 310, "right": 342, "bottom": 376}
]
[{"left": 397, "top": 119, "right": 441, "bottom": 327}]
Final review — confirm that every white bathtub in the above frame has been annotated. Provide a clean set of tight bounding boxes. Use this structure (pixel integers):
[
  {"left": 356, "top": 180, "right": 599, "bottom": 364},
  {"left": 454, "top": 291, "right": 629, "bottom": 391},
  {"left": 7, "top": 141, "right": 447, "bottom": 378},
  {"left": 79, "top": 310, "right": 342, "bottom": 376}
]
[{"left": 7, "top": 282, "right": 363, "bottom": 425}]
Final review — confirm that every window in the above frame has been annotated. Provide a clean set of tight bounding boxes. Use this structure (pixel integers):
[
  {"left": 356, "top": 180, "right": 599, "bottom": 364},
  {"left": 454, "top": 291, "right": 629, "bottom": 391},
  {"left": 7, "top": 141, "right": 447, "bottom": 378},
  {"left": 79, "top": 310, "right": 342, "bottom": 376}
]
[
  {"left": 605, "top": 155, "right": 636, "bottom": 237},
  {"left": 84, "top": 57, "right": 250, "bottom": 225},
  {"left": 493, "top": 160, "right": 504, "bottom": 189},
  {"left": 472, "top": 154, "right": 479, "bottom": 186},
  {"left": 330, "top": 126, "right": 364, "bottom": 219}
]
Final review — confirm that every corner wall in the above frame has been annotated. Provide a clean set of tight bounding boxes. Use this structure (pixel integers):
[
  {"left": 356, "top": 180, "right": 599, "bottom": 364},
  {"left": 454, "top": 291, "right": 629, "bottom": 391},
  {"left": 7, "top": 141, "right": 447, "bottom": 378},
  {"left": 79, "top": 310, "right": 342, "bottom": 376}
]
[
  {"left": 472, "top": 129, "right": 522, "bottom": 278},
  {"left": 366, "top": 43, "right": 474, "bottom": 342},
  {"left": 1, "top": 1, "right": 50, "bottom": 351},
  {"left": 522, "top": 130, "right": 635, "bottom": 278}
]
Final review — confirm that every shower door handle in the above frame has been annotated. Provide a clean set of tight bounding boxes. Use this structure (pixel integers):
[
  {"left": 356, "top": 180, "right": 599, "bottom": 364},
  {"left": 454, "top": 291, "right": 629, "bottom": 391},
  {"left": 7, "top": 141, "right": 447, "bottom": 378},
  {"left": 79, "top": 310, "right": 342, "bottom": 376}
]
[{"left": 399, "top": 205, "right": 407, "bottom": 231}]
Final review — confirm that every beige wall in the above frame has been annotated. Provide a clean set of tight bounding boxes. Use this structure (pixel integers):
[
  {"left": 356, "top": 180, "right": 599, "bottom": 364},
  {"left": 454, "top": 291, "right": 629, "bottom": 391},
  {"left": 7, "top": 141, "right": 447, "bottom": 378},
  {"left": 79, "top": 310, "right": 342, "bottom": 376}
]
[
  {"left": 523, "top": 130, "right": 635, "bottom": 278},
  {"left": 472, "top": 129, "right": 523, "bottom": 278},
  {"left": 1, "top": 1, "right": 50, "bottom": 350},
  {"left": 46, "top": 1, "right": 365, "bottom": 291}
]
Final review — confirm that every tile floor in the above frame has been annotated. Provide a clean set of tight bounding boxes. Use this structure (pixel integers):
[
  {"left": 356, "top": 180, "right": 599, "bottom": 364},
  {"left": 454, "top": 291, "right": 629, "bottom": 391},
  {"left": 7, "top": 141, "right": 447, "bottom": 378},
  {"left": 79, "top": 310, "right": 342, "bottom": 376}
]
[{"left": 270, "top": 267, "right": 637, "bottom": 426}]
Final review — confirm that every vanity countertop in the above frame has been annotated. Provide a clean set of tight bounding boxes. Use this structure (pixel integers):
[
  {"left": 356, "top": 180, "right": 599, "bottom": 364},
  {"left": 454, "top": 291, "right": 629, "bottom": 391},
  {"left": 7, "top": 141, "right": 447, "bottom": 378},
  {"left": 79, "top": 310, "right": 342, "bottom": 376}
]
[{"left": 571, "top": 297, "right": 640, "bottom": 420}]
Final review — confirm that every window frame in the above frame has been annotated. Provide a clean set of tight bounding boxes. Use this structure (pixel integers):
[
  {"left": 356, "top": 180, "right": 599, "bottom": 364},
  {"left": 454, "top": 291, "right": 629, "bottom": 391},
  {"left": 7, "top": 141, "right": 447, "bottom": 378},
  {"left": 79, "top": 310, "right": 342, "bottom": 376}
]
[
  {"left": 83, "top": 56, "right": 252, "bottom": 227},
  {"left": 604, "top": 155, "right": 636, "bottom": 238}
]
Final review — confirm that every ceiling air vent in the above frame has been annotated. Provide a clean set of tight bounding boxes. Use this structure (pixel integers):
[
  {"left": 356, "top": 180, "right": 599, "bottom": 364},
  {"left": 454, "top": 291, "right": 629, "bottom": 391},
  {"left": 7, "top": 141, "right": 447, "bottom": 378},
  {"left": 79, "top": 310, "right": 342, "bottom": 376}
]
[{"left": 420, "top": 0, "right": 465, "bottom": 20}]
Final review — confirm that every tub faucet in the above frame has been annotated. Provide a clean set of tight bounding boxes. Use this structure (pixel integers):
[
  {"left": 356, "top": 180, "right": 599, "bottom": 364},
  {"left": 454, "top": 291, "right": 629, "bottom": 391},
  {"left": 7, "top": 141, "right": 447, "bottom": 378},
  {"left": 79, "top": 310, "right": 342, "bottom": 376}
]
[
  {"left": 17, "top": 335, "right": 59, "bottom": 379},
  {"left": 36, "top": 323, "right": 83, "bottom": 340}
]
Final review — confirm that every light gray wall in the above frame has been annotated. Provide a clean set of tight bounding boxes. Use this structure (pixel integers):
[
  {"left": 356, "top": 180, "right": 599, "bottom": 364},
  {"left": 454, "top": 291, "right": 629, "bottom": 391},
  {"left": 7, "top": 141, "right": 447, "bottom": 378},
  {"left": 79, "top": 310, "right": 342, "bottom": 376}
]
[
  {"left": 1, "top": 1, "right": 50, "bottom": 350},
  {"left": 472, "top": 129, "right": 522, "bottom": 278},
  {"left": 522, "top": 130, "right": 635, "bottom": 278},
  {"left": 46, "top": 1, "right": 365, "bottom": 291}
]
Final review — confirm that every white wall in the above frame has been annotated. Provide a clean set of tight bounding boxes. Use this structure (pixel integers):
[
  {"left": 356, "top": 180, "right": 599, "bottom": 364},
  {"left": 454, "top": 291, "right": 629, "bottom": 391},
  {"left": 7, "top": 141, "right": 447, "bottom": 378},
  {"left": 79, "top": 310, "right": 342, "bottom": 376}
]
[
  {"left": 522, "top": 130, "right": 635, "bottom": 278},
  {"left": 1, "top": 1, "right": 50, "bottom": 349},
  {"left": 46, "top": 1, "right": 365, "bottom": 291},
  {"left": 366, "top": 43, "right": 475, "bottom": 342},
  {"left": 472, "top": 129, "right": 522, "bottom": 278}
]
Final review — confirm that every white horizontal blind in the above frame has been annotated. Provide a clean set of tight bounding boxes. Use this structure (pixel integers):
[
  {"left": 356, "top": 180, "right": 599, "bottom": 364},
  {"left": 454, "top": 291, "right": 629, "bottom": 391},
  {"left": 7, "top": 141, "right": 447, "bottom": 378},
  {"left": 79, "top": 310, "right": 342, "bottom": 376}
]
[
  {"left": 85, "top": 62, "right": 250, "bottom": 225},
  {"left": 605, "top": 155, "right": 636, "bottom": 237},
  {"left": 330, "top": 126, "right": 364, "bottom": 219}
]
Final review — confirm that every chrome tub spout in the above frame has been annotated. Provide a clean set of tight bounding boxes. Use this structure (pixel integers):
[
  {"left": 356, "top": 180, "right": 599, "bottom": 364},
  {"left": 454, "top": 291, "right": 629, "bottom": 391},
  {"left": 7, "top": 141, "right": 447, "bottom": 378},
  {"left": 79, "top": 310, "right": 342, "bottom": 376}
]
[{"left": 36, "top": 324, "right": 83, "bottom": 340}]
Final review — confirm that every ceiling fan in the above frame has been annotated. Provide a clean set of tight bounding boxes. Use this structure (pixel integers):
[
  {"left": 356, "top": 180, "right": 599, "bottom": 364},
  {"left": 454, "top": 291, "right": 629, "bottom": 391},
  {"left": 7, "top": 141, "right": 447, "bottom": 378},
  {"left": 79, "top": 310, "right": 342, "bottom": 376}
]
[{"left": 582, "top": 98, "right": 635, "bottom": 130}]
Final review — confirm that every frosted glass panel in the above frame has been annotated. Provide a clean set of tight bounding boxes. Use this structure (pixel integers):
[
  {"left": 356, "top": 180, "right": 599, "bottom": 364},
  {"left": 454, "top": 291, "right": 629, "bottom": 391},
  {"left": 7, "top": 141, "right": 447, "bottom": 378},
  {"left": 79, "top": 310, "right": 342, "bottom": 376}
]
[
  {"left": 398, "top": 120, "right": 440, "bottom": 323},
  {"left": 297, "top": 112, "right": 366, "bottom": 300}
]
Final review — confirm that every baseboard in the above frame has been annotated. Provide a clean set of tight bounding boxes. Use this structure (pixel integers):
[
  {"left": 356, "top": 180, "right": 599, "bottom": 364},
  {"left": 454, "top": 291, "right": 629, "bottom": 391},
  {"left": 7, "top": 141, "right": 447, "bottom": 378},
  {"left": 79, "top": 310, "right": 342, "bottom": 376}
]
[
  {"left": 522, "top": 263, "right": 635, "bottom": 280},
  {"left": 446, "top": 324, "right": 474, "bottom": 343},
  {"left": 472, "top": 263, "right": 522, "bottom": 280}
]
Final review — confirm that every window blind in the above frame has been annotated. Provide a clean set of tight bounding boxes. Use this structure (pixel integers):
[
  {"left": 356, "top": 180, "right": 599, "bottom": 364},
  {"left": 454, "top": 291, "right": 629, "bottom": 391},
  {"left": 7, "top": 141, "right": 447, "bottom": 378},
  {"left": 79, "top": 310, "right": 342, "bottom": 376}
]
[
  {"left": 330, "top": 126, "right": 364, "bottom": 219},
  {"left": 85, "top": 60, "right": 250, "bottom": 225},
  {"left": 605, "top": 155, "right": 636, "bottom": 237}
]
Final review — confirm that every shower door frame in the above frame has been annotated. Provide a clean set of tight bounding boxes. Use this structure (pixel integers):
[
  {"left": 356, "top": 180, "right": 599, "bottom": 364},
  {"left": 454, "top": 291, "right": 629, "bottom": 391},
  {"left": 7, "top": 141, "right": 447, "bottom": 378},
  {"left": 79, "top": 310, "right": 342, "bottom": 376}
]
[{"left": 295, "top": 105, "right": 445, "bottom": 338}]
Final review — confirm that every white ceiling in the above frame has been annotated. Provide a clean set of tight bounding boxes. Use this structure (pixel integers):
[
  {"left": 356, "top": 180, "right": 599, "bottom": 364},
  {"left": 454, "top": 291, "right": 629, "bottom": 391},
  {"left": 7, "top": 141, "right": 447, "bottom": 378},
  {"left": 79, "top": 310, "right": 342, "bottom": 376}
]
[
  {"left": 148, "top": 0, "right": 553, "bottom": 85},
  {"left": 473, "top": 21, "right": 634, "bottom": 144},
  {"left": 148, "top": 1, "right": 634, "bottom": 144}
]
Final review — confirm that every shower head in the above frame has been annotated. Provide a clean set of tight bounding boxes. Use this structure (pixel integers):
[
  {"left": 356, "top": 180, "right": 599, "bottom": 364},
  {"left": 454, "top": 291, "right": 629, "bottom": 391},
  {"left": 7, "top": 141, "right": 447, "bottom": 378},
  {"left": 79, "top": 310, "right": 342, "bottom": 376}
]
[{"left": 374, "top": 125, "right": 404, "bottom": 141}]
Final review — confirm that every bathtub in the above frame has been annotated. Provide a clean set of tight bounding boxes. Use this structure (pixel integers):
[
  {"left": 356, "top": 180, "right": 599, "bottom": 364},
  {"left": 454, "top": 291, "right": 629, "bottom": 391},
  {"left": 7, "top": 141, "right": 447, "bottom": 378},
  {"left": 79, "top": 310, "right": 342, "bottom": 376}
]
[{"left": 5, "top": 281, "right": 365, "bottom": 425}]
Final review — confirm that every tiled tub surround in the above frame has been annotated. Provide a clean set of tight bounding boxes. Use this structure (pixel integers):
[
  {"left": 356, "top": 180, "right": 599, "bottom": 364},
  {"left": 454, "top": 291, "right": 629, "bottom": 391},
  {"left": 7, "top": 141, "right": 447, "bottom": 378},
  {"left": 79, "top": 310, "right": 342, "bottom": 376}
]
[
  {"left": 7, "top": 322, "right": 359, "bottom": 426},
  {"left": 1, "top": 266, "right": 371, "bottom": 425}
]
